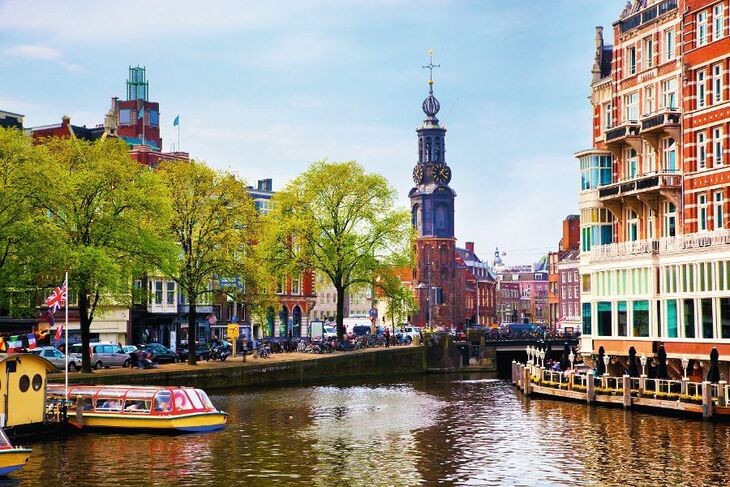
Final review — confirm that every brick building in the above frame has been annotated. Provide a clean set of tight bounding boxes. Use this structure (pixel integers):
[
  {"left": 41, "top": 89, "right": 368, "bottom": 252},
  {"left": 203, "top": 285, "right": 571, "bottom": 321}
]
[
  {"left": 547, "top": 215, "right": 580, "bottom": 329},
  {"left": 577, "top": 0, "right": 730, "bottom": 374}
]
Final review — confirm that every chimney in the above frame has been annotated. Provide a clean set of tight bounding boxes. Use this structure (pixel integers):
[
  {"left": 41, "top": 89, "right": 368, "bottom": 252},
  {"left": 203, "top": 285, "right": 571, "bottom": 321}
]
[
  {"left": 62, "top": 115, "right": 71, "bottom": 127},
  {"left": 465, "top": 242, "right": 475, "bottom": 254}
]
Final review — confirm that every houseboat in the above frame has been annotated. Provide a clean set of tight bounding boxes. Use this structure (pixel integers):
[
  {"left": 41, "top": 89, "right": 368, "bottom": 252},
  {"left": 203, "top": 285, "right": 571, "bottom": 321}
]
[{"left": 47, "top": 384, "right": 227, "bottom": 433}]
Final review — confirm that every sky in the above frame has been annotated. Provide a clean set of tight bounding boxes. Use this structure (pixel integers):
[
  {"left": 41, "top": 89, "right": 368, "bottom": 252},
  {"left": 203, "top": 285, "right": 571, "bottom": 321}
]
[{"left": 0, "top": 0, "right": 623, "bottom": 265}]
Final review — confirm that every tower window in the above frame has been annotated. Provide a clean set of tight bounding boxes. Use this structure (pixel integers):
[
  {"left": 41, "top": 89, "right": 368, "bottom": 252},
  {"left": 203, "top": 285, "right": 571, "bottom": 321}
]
[
  {"left": 119, "top": 109, "right": 131, "bottom": 125},
  {"left": 425, "top": 138, "right": 432, "bottom": 161}
]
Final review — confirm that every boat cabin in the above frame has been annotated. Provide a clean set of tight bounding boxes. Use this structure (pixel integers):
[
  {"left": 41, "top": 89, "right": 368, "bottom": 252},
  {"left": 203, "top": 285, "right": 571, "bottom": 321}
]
[{"left": 0, "top": 353, "right": 57, "bottom": 427}]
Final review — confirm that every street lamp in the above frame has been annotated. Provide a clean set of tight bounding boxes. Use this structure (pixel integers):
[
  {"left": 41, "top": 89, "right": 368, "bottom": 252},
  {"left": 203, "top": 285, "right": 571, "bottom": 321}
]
[
  {"left": 540, "top": 349, "right": 546, "bottom": 368},
  {"left": 525, "top": 345, "right": 531, "bottom": 364},
  {"left": 681, "top": 356, "right": 689, "bottom": 379},
  {"left": 568, "top": 349, "right": 575, "bottom": 370},
  {"left": 640, "top": 353, "right": 647, "bottom": 376},
  {"left": 603, "top": 354, "right": 610, "bottom": 376}
]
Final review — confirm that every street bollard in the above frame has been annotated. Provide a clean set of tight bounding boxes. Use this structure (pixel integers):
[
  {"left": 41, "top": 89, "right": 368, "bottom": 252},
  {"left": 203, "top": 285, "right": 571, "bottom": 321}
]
[
  {"left": 569, "top": 372, "right": 574, "bottom": 391},
  {"left": 681, "top": 377, "right": 689, "bottom": 396},
  {"left": 702, "top": 381, "right": 713, "bottom": 419},
  {"left": 523, "top": 365, "right": 531, "bottom": 396},
  {"left": 512, "top": 361, "right": 517, "bottom": 385},
  {"left": 587, "top": 371, "right": 595, "bottom": 403},
  {"left": 622, "top": 375, "right": 631, "bottom": 408},
  {"left": 639, "top": 374, "right": 646, "bottom": 397}
]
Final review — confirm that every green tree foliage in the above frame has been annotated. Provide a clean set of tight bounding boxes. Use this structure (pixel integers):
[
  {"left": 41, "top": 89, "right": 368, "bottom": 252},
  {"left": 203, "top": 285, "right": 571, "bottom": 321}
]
[
  {"left": 157, "top": 160, "right": 264, "bottom": 365},
  {"left": 262, "top": 160, "right": 412, "bottom": 340},
  {"left": 28, "top": 137, "right": 174, "bottom": 372}
]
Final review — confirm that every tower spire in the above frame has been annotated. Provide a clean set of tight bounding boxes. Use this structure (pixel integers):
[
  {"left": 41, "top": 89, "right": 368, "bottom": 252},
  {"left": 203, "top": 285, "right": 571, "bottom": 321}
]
[{"left": 422, "top": 48, "right": 440, "bottom": 95}]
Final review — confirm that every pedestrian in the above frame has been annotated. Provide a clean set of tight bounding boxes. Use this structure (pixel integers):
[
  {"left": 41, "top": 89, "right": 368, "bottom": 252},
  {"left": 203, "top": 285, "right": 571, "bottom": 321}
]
[
  {"left": 241, "top": 335, "right": 249, "bottom": 363},
  {"left": 384, "top": 327, "right": 390, "bottom": 348},
  {"left": 252, "top": 336, "right": 259, "bottom": 360}
]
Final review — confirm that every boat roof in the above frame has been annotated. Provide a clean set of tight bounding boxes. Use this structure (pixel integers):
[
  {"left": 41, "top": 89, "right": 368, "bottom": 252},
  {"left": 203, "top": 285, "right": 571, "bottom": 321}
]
[{"left": 0, "top": 352, "right": 57, "bottom": 372}]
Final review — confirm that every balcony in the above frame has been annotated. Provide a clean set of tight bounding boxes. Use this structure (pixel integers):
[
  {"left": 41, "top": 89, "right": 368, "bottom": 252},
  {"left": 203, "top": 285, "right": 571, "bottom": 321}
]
[
  {"left": 605, "top": 122, "right": 640, "bottom": 144},
  {"left": 640, "top": 110, "right": 680, "bottom": 142},
  {"left": 589, "top": 239, "right": 658, "bottom": 261},
  {"left": 587, "top": 230, "right": 730, "bottom": 262},
  {"left": 597, "top": 173, "right": 682, "bottom": 200}
]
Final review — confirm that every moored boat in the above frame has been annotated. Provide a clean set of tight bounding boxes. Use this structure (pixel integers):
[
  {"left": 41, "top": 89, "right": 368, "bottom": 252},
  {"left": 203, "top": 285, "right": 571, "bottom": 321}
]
[
  {"left": 47, "top": 384, "right": 227, "bottom": 433},
  {"left": 0, "top": 428, "right": 31, "bottom": 476}
]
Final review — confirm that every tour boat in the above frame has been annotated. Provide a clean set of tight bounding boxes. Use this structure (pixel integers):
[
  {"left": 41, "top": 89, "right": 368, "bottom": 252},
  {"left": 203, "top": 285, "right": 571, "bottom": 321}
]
[
  {"left": 0, "top": 428, "right": 31, "bottom": 476},
  {"left": 47, "top": 384, "right": 227, "bottom": 433}
]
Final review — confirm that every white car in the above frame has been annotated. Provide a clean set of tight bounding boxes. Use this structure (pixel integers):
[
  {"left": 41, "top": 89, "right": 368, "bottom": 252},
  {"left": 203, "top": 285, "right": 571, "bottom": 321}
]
[
  {"left": 31, "top": 346, "right": 78, "bottom": 372},
  {"left": 323, "top": 325, "right": 337, "bottom": 339},
  {"left": 399, "top": 326, "right": 422, "bottom": 341}
]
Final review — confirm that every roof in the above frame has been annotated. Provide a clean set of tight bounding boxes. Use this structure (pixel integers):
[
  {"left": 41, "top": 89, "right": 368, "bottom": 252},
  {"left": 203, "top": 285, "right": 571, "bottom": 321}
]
[{"left": 0, "top": 352, "right": 57, "bottom": 372}]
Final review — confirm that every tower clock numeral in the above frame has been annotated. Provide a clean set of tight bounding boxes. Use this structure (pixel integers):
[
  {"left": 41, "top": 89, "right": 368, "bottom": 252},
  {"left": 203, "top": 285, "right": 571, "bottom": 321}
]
[
  {"left": 433, "top": 163, "right": 451, "bottom": 183},
  {"left": 413, "top": 165, "right": 424, "bottom": 184}
]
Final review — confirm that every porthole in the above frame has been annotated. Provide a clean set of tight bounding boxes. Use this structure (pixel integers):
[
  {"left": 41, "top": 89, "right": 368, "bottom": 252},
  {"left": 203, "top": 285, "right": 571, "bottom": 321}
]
[
  {"left": 32, "top": 374, "right": 42, "bottom": 392},
  {"left": 18, "top": 375, "right": 30, "bottom": 393}
]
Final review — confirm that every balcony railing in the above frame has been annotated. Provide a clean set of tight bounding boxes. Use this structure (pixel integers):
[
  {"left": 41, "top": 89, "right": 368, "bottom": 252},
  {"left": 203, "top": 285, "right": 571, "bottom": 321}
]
[
  {"left": 588, "top": 230, "right": 730, "bottom": 261},
  {"left": 597, "top": 173, "right": 681, "bottom": 199},
  {"left": 605, "top": 122, "right": 640, "bottom": 143},
  {"left": 640, "top": 110, "right": 680, "bottom": 132}
]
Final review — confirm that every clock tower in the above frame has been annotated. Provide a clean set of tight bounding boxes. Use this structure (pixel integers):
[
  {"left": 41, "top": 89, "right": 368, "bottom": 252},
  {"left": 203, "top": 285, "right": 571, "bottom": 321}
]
[{"left": 409, "top": 51, "right": 457, "bottom": 329}]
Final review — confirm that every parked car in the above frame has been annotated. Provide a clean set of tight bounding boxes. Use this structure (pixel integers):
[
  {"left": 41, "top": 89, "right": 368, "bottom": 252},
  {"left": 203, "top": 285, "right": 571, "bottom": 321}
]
[
  {"left": 31, "top": 346, "right": 78, "bottom": 372},
  {"left": 176, "top": 343, "right": 211, "bottom": 361},
  {"left": 352, "top": 325, "right": 371, "bottom": 337},
  {"left": 122, "top": 345, "right": 138, "bottom": 354},
  {"left": 399, "top": 326, "right": 422, "bottom": 341},
  {"left": 323, "top": 325, "right": 337, "bottom": 340},
  {"left": 138, "top": 343, "right": 178, "bottom": 363},
  {"left": 69, "top": 342, "right": 130, "bottom": 369}
]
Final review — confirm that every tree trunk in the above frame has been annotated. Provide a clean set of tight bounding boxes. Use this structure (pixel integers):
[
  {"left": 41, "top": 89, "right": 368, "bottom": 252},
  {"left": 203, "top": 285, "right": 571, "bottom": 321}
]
[
  {"left": 187, "top": 295, "right": 197, "bottom": 366},
  {"left": 335, "top": 284, "right": 345, "bottom": 341},
  {"left": 78, "top": 288, "right": 92, "bottom": 373}
]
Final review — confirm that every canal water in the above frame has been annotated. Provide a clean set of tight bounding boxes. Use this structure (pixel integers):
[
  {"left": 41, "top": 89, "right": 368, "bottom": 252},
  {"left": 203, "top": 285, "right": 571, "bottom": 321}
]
[{"left": 9, "top": 373, "right": 730, "bottom": 486}]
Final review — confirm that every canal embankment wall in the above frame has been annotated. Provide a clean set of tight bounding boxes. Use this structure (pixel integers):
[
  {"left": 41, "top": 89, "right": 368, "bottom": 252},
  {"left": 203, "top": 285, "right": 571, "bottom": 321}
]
[{"left": 50, "top": 346, "right": 430, "bottom": 390}]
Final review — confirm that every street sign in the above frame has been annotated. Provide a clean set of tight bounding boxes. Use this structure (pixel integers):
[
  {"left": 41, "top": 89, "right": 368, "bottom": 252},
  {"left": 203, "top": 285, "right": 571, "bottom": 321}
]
[{"left": 227, "top": 324, "right": 240, "bottom": 339}]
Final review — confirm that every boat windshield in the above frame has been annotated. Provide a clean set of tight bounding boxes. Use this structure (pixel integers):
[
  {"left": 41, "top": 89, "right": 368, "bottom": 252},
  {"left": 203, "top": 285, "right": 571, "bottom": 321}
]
[
  {"left": 153, "top": 391, "right": 172, "bottom": 413},
  {"left": 172, "top": 389, "right": 193, "bottom": 411},
  {"left": 195, "top": 389, "right": 215, "bottom": 410},
  {"left": 95, "top": 398, "right": 123, "bottom": 412},
  {"left": 186, "top": 389, "right": 204, "bottom": 410}
]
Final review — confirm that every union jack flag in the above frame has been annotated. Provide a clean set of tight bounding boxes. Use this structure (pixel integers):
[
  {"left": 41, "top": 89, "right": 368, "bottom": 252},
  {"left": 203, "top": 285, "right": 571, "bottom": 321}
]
[{"left": 46, "top": 280, "right": 67, "bottom": 314}]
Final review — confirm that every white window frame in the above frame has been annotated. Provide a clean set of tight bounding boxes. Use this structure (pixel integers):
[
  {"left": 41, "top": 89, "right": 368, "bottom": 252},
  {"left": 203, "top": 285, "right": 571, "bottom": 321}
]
[
  {"left": 714, "top": 126, "right": 724, "bottom": 166},
  {"left": 604, "top": 102, "right": 613, "bottom": 130},
  {"left": 627, "top": 209, "right": 639, "bottom": 241},
  {"left": 663, "top": 137, "right": 677, "bottom": 172},
  {"left": 664, "top": 28, "right": 674, "bottom": 62},
  {"left": 624, "top": 92, "right": 639, "bottom": 121},
  {"left": 714, "top": 64, "right": 723, "bottom": 104},
  {"left": 715, "top": 191, "right": 725, "bottom": 230},
  {"left": 714, "top": 3, "right": 725, "bottom": 41},
  {"left": 644, "top": 86, "right": 655, "bottom": 116},
  {"left": 664, "top": 202, "right": 678, "bottom": 238},
  {"left": 699, "top": 194, "right": 709, "bottom": 232},
  {"left": 699, "top": 10, "right": 709, "bottom": 46},
  {"left": 662, "top": 78, "right": 677, "bottom": 110},
  {"left": 627, "top": 45, "right": 637, "bottom": 76},
  {"left": 698, "top": 131, "right": 707, "bottom": 169},
  {"left": 644, "top": 140, "right": 656, "bottom": 173},
  {"left": 626, "top": 148, "right": 638, "bottom": 178},
  {"left": 698, "top": 70, "right": 707, "bottom": 109},
  {"left": 643, "top": 36, "right": 654, "bottom": 69}
]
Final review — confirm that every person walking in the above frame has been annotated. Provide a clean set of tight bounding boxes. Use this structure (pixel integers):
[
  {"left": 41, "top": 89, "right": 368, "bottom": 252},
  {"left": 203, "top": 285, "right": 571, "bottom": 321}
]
[
  {"left": 241, "top": 335, "right": 249, "bottom": 363},
  {"left": 384, "top": 327, "right": 390, "bottom": 348}
]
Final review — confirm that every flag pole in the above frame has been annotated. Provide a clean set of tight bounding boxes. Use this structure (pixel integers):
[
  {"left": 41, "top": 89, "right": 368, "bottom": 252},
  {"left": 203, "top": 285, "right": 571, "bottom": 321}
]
[
  {"left": 177, "top": 117, "right": 181, "bottom": 152},
  {"left": 64, "top": 271, "right": 69, "bottom": 398}
]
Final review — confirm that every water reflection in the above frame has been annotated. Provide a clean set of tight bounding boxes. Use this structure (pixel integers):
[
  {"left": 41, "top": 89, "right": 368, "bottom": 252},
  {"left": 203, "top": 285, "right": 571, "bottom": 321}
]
[{"left": 9, "top": 375, "right": 730, "bottom": 486}]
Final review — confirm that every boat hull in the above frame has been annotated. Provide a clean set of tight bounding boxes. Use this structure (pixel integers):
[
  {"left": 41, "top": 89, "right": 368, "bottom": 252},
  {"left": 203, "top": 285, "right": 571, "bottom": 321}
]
[
  {"left": 0, "top": 449, "right": 32, "bottom": 476},
  {"left": 75, "top": 411, "right": 227, "bottom": 432}
]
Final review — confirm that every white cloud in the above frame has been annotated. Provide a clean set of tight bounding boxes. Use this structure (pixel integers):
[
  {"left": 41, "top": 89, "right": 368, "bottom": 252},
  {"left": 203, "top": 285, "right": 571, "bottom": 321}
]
[{"left": 4, "top": 44, "right": 61, "bottom": 60}]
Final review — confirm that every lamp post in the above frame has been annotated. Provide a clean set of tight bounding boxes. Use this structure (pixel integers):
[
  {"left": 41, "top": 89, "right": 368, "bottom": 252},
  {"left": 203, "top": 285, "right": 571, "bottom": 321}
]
[
  {"left": 540, "top": 349, "right": 546, "bottom": 368},
  {"left": 603, "top": 354, "right": 610, "bottom": 376},
  {"left": 568, "top": 349, "right": 575, "bottom": 370},
  {"left": 640, "top": 353, "right": 647, "bottom": 377},
  {"left": 681, "top": 356, "right": 689, "bottom": 379},
  {"left": 525, "top": 345, "right": 531, "bottom": 364}
]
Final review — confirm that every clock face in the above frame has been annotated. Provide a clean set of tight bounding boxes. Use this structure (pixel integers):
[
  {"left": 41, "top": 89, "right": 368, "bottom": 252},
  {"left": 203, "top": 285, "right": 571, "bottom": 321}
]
[
  {"left": 413, "top": 165, "right": 424, "bottom": 184},
  {"left": 433, "top": 163, "right": 451, "bottom": 184}
]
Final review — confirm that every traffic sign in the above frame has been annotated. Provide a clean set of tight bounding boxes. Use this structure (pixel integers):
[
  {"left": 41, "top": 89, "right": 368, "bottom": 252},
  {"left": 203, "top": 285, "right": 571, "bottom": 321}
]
[{"left": 227, "top": 324, "right": 240, "bottom": 339}]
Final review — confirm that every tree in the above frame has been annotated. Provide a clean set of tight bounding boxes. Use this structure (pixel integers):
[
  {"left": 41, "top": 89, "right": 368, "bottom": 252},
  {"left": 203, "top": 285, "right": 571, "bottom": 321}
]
[
  {"left": 262, "top": 160, "right": 412, "bottom": 341},
  {"left": 157, "top": 160, "right": 262, "bottom": 365},
  {"left": 28, "top": 137, "right": 174, "bottom": 372},
  {"left": 375, "top": 266, "right": 417, "bottom": 330}
]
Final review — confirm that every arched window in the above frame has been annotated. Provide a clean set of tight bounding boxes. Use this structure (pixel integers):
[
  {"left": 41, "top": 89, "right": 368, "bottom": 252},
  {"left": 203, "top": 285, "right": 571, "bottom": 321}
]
[
  {"left": 418, "top": 137, "right": 424, "bottom": 161},
  {"left": 412, "top": 204, "right": 420, "bottom": 231},
  {"left": 425, "top": 137, "right": 432, "bottom": 161},
  {"left": 435, "top": 203, "right": 449, "bottom": 232},
  {"left": 435, "top": 137, "right": 442, "bottom": 161}
]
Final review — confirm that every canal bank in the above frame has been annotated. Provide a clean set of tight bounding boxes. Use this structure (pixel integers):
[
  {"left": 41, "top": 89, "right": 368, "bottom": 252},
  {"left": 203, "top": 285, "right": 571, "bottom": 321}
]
[{"left": 49, "top": 346, "right": 430, "bottom": 390}]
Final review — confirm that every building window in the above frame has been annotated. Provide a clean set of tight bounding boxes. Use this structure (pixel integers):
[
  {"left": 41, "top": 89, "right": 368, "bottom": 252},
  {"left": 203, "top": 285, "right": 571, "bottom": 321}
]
[
  {"left": 603, "top": 102, "right": 612, "bottom": 129},
  {"left": 721, "top": 298, "right": 730, "bottom": 338},
  {"left": 699, "top": 193, "right": 709, "bottom": 231},
  {"left": 625, "top": 148, "right": 638, "bottom": 178},
  {"left": 119, "top": 109, "right": 131, "bottom": 125},
  {"left": 698, "top": 10, "right": 709, "bottom": 46},
  {"left": 664, "top": 28, "right": 674, "bottom": 62},
  {"left": 276, "top": 278, "right": 284, "bottom": 295},
  {"left": 582, "top": 303, "right": 592, "bottom": 335},
  {"left": 714, "top": 64, "right": 724, "bottom": 104},
  {"left": 597, "top": 302, "right": 611, "bottom": 336},
  {"left": 643, "top": 85, "right": 654, "bottom": 116},
  {"left": 154, "top": 281, "right": 163, "bottom": 305},
  {"left": 561, "top": 273, "right": 566, "bottom": 283},
  {"left": 715, "top": 127, "right": 724, "bottom": 166},
  {"left": 714, "top": 3, "right": 725, "bottom": 41},
  {"left": 618, "top": 301, "right": 628, "bottom": 336},
  {"left": 644, "top": 140, "right": 656, "bottom": 173},
  {"left": 702, "top": 298, "right": 714, "bottom": 338},
  {"left": 648, "top": 208, "right": 656, "bottom": 239},
  {"left": 579, "top": 154, "right": 612, "bottom": 190},
  {"left": 627, "top": 45, "right": 637, "bottom": 76},
  {"left": 661, "top": 78, "right": 677, "bottom": 109},
  {"left": 149, "top": 110, "right": 159, "bottom": 127},
  {"left": 684, "top": 299, "right": 696, "bottom": 338},
  {"left": 715, "top": 191, "right": 724, "bottom": 230},
  {"left": 624, "top": 92, "right": 638, "bottom": 121},
  {"left": 643, "top": 36, "right": 653, "bottom": 69},
  {"left": 166, "top": 281, "right": 175, "bottom": 305},
  {"left": 632, "top": 300, "right": 649, "bottom": 337},
  {"left": 627, "top": 209, "right": 639, "bottom": 241},
  {"left": 698, "top": 131, "right": 707, "bottom": 169},
  {"left": 292, "top": 275, "right": 301, "bottom": 295},
  {"left": 698, "top": 71, "right": 707, "bottom": 108},
  {"left": 663, "top": 137, "right": 677, "bottom": 172},
  {"left": 664, "top": 202, "right": 677, "bottom": 237}
]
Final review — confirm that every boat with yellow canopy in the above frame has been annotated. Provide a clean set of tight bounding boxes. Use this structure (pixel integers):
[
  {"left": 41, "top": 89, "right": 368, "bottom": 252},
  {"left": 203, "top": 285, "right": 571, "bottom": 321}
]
[
  {"left": 47, "top": 384, "right": 227, "bottom": 433},
  {"left": 0, "top": 428, "right": 31, "bottom": 476}
]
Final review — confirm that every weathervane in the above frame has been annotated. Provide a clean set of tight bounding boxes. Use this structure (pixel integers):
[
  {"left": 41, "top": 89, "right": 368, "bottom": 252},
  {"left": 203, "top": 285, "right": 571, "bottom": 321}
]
[{"left": 422, "top": 48, "right": 440, "bottom": 94}]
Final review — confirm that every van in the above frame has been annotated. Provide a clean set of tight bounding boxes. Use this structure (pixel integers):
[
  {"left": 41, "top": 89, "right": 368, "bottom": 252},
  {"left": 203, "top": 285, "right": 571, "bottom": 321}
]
[{"left": 69, "top": 343, "right": 130, "bottom": 370}]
